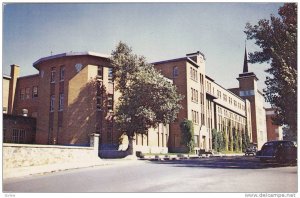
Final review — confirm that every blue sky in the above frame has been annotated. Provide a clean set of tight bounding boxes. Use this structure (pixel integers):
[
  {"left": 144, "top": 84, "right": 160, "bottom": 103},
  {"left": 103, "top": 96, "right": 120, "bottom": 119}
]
[{"left": 3, "top": 3, "right": 283, "bottom": 93}]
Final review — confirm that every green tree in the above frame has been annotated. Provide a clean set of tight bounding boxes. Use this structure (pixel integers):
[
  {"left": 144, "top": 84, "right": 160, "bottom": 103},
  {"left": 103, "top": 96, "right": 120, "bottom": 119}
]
[
  {"left": 112, "top": 42, "right": 183, "bottom": 155},
  {"left": 222, "top": 121, "right": 228, "bottom": 151},
  {"left": 212, "top": 129, "right": 218, "bottom": 151},
  {"left": 180, "top": 119, "right": 195, "bottom": 153},
  {"left": 242, "top": 127, "right": 251, "bottom": 152},
  {"left": 217, "top": 131, "right": 224, "bottom": 152},
  {"left": 228, "top": 121, "right": 233, "bottom": 152},
  {"left": 222, "top": 130, "right": 228, "bottom": 151},
  {"left": 237, "top": 130, "right": 242, "bottom": 152},
  {"left": 244, "top": 3, "right": 297, "bottom": 137}
]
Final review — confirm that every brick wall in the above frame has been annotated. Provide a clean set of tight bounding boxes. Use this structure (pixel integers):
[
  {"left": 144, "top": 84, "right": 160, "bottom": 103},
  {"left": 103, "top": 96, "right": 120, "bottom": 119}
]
[
  {"left": 3, "top": 114, "right": 36, "bottom": 144},
  {"left": 14, "top": 74, "right": 39, "bottom": 117}
]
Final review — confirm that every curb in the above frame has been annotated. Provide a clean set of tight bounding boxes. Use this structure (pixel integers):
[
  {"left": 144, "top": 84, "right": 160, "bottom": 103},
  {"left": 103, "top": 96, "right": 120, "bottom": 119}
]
[
  {"left": 139, "top": 153, "right": 245, "bottom": 161},
  {"left": 3, "top": 160, "right": 111, "bottom": 179}
]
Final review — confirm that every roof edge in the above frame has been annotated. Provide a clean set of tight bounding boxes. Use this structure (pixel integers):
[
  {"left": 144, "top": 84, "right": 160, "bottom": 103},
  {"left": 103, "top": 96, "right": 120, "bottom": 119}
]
[{"left": 33, "top": 51, "right": 110, "bottom": 69}]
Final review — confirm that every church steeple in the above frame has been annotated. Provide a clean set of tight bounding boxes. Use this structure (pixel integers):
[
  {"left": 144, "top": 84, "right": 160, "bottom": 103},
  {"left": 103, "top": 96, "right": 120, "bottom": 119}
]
[{"left": 243, "top": 45, "right": 249, "bottom": 73}]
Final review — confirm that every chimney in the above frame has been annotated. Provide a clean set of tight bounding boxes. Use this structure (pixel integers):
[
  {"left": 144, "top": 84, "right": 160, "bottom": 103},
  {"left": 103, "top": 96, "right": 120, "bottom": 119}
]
[{"left": 8, "top": 64, "right": 20, "bottom": 114}]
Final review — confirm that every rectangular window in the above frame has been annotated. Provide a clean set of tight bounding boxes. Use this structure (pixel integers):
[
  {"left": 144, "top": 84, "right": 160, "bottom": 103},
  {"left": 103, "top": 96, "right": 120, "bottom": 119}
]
[
  {"left": 223, "top": 94, "right": 227, "bottom": 102},
  {"left": 108, "top": 67, "right": 113, "bottom": 83},
  {"left": 173, "top": 66, "right": 178, "bottom": 78},
  {"left": 60, "top": 66, "right": 65, "bottom": 81},
  {"left": 50, "top": 95, "right": 55, "bottom": 112},
  {"left": 192, "top": 110, "right": 199, "bottom": 124},
  {"left": 59, "top": 93, "right": 64, "bottom": 111},
  {"left": 97, "top": 66, "right": 103, "bottom": 80},
  {"left": 25, "top": 88, "right": 30, "bottom": 99},
  {"left": 20, "top": 88, "right": 25, "bottom": 100},
  {"left": 12, "top": 129, "right": 26, "bottom": 143},
  {"left": 107, "top": 94, "right": 113, "bottom": 111},
  {"left": 51, "top": 67, "right": 56, "bottom": 83},
  {"left": 190, "top": 67, "right": 198, "bottom": 81},
  {"left": 32, "top": 86, "right": 38, "bottom": 98}
]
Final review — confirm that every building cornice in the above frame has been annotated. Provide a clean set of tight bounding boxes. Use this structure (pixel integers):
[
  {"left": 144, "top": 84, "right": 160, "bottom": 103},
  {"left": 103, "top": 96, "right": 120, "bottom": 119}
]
[{"left": 33, "top": 51, "right": 110, "bottom": 69}]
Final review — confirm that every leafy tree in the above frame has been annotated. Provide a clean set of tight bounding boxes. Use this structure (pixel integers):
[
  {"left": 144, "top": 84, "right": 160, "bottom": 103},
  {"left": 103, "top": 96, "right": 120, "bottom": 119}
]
[
  {"left": 222, "top": 121, "right": 228, "bottom": 151},
  {"left": 222, "top": 130, "right": 228, "bottom": 151},
  {"left": 244, "top": 3, "right": 297, "bottom": 137},
  {"left": 283, "top": 126, "right": 297, "bottom": 141},
  {"left": 242, "top": 129, "right": 247, "bottom": 152},
  {"left": 180, "top": 119, "right": 195, "bottom": 153},
  {"left": 217, "top": 131, "right": 224, "bottom": 152},
  {"left": 112, "top": 42, "right": 183, "bottom": 155},
  {"left": 212, "top": 129, "right": 218, "bottom": 151},
  {"left": 228, "top": 121, "right": 233, "bottom": 152},
  {"left": 237, "top": 130, "right": 242, "bottom": 152}
]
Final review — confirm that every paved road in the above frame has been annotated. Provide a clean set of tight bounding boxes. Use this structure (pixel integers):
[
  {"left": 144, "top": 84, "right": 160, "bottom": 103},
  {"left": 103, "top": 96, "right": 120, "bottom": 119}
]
[{"left": 3, "top": 156, "right": 297, "bottom": 193}]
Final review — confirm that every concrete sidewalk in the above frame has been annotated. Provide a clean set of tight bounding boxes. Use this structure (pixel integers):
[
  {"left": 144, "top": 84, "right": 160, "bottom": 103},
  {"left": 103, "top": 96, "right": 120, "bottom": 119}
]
[{"left": 3, "top": 159, "right": 113, "bottom": 179}]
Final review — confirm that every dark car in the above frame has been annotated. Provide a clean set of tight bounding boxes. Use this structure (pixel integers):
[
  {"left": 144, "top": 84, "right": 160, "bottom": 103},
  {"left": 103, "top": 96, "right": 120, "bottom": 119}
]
[
  {"left": 245, "top": 145, "right": 257, "bottom": 156},
  {"left": 256, "top": 140, "right": 297, "bottom": 163}
]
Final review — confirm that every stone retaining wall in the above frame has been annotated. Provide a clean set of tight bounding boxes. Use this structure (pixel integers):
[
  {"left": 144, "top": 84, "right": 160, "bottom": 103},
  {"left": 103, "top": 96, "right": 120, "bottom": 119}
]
[{"left": 3, "top": 134, "right": 100, "bottom": 168}]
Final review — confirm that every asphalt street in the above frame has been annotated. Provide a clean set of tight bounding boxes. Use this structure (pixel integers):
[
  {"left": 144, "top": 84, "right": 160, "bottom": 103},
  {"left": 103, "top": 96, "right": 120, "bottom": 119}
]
[{"left": 3, "top": 156, "right": 297, "bottom": 193}]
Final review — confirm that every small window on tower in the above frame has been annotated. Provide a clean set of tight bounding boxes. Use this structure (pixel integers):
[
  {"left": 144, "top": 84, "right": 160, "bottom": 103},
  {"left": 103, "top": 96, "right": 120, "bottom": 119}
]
[
  {"left": 108, "top": 68, "right": 113, "bottom": 83},
  {"left": 60, "top": 66, "right": 65, "bottom": 81},
  {"left": 50, "top": 67, "right": 56, "bottom": 83},
  {"left": 97, "top": 66, "right": 103, "bottom": 80}
]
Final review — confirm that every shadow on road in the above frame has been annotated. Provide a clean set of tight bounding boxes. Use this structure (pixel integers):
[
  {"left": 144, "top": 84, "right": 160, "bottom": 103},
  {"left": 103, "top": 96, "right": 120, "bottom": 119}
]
[{"left": 148, "top": 156, "right": 297, "bottom": 170}]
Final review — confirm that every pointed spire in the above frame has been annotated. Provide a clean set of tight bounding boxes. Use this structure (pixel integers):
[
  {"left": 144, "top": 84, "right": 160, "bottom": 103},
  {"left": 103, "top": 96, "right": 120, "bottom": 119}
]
[{"left": 243, "top": 42, "right": 249, "bottom": 73}]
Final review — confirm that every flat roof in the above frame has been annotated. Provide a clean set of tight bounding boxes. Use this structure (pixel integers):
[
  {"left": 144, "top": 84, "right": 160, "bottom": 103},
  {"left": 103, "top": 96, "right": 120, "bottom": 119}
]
[
  {"left": 152, "top": 57, "right": 200, "bottom": 68},
  {"left": 18, "top": 74, "right": 39, "bottom": 79},
  {"left": 33, "top": 51, "right": 110, "bottom": 68}
]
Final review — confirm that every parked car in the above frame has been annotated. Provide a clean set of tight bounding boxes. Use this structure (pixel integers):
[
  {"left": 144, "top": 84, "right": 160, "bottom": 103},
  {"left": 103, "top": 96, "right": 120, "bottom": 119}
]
[
  {"left": 256, "top": 140, "right": 297, "bottom": 163},
  {"left": 245, "top": 145, "right": 257, "bottom": 156}
]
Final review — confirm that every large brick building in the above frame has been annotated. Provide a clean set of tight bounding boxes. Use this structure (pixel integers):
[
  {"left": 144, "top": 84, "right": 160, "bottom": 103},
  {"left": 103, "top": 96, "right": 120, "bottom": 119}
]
[
  {"left": 153, "top": 51, "right": 252, "bottom": 152},
  {"left": 3, "top": 52, "right": 169, "bottom": 153},
  {"left": 3, "top": 48, "right": 279, "bottom": 152}
]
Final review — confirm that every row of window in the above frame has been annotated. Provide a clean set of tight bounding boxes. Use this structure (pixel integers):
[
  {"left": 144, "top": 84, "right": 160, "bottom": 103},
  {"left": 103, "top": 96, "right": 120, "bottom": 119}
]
[
  {"left": 96, "top": 81, "right": 114, "bottom": 111},
  {"left": 50, "top": 65, "right": 114, "bottom": 84},
  {"left": 97, "top": 66, "right": 114, "bottom": 83},
  {"left": 50, "top": 66, "right": 65, "bottom": 83},
  {"left": 218, "top": 92, "right": 245, "bottom": 110},
  {"left": 217, "top": 106, "right": 246, "bottom": 123},
  {"left": 20, "top": 86, "right": 38, "bottom": 100}
]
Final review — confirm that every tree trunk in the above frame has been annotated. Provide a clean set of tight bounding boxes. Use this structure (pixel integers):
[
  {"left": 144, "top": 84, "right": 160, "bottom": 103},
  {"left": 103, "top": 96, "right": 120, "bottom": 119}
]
[{"left": 126, "top": 136, "right": 136, "bottom": 156}]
